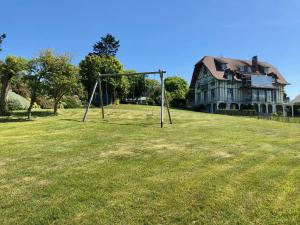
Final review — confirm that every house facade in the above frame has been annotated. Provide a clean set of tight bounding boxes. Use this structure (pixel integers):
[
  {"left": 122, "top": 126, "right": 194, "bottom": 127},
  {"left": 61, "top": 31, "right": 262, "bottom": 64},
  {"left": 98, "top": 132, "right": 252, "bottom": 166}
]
[{"left": 190, "top": 56, "right": 294, "bottom": 116}]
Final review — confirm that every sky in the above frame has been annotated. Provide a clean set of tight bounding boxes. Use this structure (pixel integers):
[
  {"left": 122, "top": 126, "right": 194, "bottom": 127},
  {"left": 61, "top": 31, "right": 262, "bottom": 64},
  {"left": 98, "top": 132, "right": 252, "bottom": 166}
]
[{"left": 1, "top": 0, "right": 300, "bottom": 99}]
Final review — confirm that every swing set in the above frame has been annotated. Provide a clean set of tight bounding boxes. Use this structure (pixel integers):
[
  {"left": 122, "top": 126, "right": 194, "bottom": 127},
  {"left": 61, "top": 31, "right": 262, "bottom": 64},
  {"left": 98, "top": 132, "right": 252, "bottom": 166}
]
[{"left": 82, "top": 70, "right": 172, "bottom": 128}]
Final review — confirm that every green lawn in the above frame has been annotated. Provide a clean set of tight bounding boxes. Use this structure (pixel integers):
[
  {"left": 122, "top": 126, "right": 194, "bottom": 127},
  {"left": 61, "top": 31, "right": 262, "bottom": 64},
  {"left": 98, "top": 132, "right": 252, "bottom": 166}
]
[{"left": 1, "top": 105, "right": 300, "bottom": 225}]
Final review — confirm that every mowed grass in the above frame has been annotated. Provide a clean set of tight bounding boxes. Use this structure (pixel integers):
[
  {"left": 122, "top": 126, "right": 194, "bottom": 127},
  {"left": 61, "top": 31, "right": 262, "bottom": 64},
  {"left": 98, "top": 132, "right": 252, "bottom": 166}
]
[{"left": 1, "top": 105, "right": 300, "bottom": 225}]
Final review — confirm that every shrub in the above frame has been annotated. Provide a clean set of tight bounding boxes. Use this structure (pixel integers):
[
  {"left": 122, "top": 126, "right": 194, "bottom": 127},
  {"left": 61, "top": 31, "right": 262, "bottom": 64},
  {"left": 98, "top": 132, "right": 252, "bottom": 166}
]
[
  {"left": 146, "top": 97, "right": 156, "bottom": 106},
  {"left": 36, "top": 96, "right": 54, "bottom": 109},
  {"left": 216, "top": 109, "right": 257, "bottom": 116},
  {"left": 61, "top": 95, "right": 82, "bottom": 109},
  {"left": 195, "top": 104, "right": 206, "bottom": 112},
  {"left": 7, "top": 91, "right": 30, "bottom": 110},
  {"left": 170, "top": 98, "right": 186, "bottom": 108}
]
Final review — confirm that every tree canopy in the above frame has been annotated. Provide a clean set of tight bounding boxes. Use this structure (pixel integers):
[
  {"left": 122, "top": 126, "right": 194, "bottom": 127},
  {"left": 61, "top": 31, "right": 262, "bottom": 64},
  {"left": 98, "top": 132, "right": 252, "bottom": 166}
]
[
  {"left": 26, "top": 50, "right": 57, "bottom": 118},
  {"left": 90, "top": 34, "right": 120, "bottom": 57},
  {"left": 164, "top": 76, "right": 188, "bottom": 107},
  {"left": 0, "top": 55, "right": 28, "bottom": 115},
  {"left": 0, "top": 34, "right": 6, "bottom": 52},
  {"left": 79, "top": 54, "right": 123, "bottom": 103},
  {"left": 42, "top": 50, "right": 80, "bottom": 115}
]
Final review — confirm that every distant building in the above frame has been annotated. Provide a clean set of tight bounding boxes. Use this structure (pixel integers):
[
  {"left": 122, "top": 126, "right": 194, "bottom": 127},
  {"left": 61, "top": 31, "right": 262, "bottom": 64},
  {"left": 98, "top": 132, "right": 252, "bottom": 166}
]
[
  {"left": 292, "top": 95, "right": 300, "bottom": 105},
  {"left": 190, "top": 56, "right": 295, "bottom": 116}
]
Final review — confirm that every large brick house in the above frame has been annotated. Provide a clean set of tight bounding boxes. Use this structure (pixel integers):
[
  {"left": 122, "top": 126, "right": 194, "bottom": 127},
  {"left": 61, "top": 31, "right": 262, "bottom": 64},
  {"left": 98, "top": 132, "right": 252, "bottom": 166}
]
[{"left": 190, "top": 56, "right": 294, "bottom": 116}]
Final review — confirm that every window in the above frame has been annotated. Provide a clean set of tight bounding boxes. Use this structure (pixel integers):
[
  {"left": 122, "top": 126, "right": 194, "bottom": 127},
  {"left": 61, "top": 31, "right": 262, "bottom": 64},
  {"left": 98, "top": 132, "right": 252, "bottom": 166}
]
[
  {"left": 203, "top": 67, "right": 207, "bottom": 74},
  {"left": 264, "top": 90, "right": 267, "bottom": 102},
  {"left": 264, "top": 67, "right": 269, "bottom": 74},
  {"left": 221, "top": 63, "right": 227, "bottom": 71},
  {"left": 272, "top": 90, "right": 277, "bottom": 102},
  {"left": 267, "top": 90, "right": 272, "bottom": 102},
  {"left": 197, "top": 93, "right": 201, "bottom": 104},
  {"left": 253, "top": 89, "right": 259, "bottom": 101},
  {"left": 211, "top": 89, "right": 215, "bottom": 100},
  {"left": 227, "top": 88, "right": 233, "bottom": 101},
  {"left": 210, "top": 80, "right": 215, "bottom": 86},
  {"left": 241, "top": 66, "right": 250, "bottom": 72},
  {"left": 227, "top": 74, "right": 232, "bottom": 81},
  {"left": 204, "top": 91, "right": 208, "bottom": 102}
]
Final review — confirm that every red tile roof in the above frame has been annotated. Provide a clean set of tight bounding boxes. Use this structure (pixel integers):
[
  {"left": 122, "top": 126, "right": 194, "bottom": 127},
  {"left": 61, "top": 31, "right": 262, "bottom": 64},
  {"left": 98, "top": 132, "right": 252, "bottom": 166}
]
[{"left": 190, "top": 56, "right": 289, "bottom": 87}]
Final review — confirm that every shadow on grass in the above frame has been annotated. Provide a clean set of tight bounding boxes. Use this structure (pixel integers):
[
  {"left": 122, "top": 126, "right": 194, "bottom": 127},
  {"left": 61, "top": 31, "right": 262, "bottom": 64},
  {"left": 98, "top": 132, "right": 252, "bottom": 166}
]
[
  {"left": 60, "top": 118, "right": 83, "bottom": 122},
  {"left": 59, "top": 119, "right": 158, "bottom": 127},
  {"left": 0, "top": 118, "right": 31, "bottom": 123},
  {"left": 13, "top": 111, "right": 54, "bottom": 118},
  {"left": 0, "top": 111, "right": 54, "bottom": 123},
  {"left": 102, "top": 120, "right": 160, "bottom": 127}
]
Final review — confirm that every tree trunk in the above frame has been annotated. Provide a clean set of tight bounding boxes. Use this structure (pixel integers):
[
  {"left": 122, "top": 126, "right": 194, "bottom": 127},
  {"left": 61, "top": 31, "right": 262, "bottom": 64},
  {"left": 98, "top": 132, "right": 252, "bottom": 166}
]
[
  {"left": 0, "top": 76, "right": 11, "bottom": 116},
  {"left": 27, "top": 79, "right": 38, "bottom": 120},
  {"left": 54, "top": 101, "right": 59, "bottom": 115},
  {"left": 27, "top": 94, "right": 35, "bottom": 120}
]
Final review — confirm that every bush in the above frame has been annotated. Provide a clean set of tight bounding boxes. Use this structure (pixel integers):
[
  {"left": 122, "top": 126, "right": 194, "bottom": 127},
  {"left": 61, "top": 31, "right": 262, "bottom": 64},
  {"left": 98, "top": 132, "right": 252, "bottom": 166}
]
[
  {"left": 194, "top": 104, "right": 206, "bottom": 112},
  {"left": 7, "top": 91, "right": 30, "bottom": 110},
  {"left": 36, "top": 96, "right": 54, "bottom": 109},
  {"left": 61, "top": 95, "right": 82, "bottom": 109},
  {"left": 170, "top": 98, "right": 186, "bottom": 108},
  {"left": 216, "top": 109, "right": 257, "bottom": 116},
  {"left": 146, "top": 97, "right": 156, "bottom": 106}
]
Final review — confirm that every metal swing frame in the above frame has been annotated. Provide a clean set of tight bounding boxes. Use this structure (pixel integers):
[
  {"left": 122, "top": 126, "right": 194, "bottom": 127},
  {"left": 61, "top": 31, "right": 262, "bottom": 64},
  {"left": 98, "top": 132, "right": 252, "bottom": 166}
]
[{"left": 82, "top": 70, "right": 172, "bottom": 128}]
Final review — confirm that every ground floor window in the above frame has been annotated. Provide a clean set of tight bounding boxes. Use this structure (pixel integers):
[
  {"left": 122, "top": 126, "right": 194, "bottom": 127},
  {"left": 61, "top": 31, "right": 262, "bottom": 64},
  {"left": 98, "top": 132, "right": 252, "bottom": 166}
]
[
  {"left": 272, "top": 90, "right": 277, "bottom": 102},
  {"left": 227, "top": 88, "right": 233, "bottom": 101},
  {"left": 211, "top": 89, "right": 215, "bottom": 100}
]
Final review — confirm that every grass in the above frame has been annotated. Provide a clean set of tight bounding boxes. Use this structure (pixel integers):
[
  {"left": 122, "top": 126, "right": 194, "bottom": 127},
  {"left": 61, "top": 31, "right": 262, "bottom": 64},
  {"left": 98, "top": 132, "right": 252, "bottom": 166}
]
[{"left": 1, "top": 104, "right": 300, "bottom": 225}]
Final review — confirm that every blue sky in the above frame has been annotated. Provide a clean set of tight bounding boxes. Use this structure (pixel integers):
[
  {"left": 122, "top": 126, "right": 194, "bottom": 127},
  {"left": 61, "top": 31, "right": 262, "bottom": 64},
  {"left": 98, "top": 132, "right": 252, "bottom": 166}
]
[{"left": 1, "top": 0, "right": 299, "bottom": 99}]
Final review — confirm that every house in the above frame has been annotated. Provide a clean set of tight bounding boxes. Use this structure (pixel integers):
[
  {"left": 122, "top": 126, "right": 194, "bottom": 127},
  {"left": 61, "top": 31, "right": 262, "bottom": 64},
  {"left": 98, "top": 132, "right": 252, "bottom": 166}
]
[
  {"left": 292, "top": 95, "right": 300, "bottom": 105},
  {"left": 190, "top": 56, "right": 295, "bottom": 116}
]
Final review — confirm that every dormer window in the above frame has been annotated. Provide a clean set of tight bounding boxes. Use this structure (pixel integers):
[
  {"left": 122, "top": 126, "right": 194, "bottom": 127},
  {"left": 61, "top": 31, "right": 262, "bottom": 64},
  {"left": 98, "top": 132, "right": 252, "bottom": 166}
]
[
  {"left": 264, "top": 67, "right": 269, "bottom": 74},
  {"left": 221, "top": 63, "right": 227, "bottom": 71},
  {"left": 240, "top": 66, "right": 251, "bottom": 72}
]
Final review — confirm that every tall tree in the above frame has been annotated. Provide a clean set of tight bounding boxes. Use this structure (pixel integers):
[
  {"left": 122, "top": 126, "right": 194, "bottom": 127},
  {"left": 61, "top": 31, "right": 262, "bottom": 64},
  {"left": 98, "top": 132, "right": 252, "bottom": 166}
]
[
  {"left": 127, "top": 72, "right": 147, "bottom": 101},
  {"left": 0, "top": 56, "right": 27, "bottom": 116},
  {"left": 0, "top": 34, "right": 6, "bottom": 52},
  {"left": 43, "top": 52, "right": 80, "bottom": 115},
  {"left": 145, "top": 78, "right": 160, "bottom": 104},
  {"left": 90, "top": 34, "right": 120, "bottom": 57},
  {"left": 25, "top": 50, "right": 53, "bottom": 119},
  {"left": 79, "top": 55, "right": 123, "bottom": 104},
  {"left": 164, "top": 76, "right": 188, "bottom": 107}
]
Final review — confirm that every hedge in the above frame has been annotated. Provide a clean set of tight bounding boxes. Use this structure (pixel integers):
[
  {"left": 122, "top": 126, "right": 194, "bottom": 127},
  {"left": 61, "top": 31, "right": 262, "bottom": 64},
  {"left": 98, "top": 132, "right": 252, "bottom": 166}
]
[{"left": 216, "top": 109, "right": 257, "bottom": 116}]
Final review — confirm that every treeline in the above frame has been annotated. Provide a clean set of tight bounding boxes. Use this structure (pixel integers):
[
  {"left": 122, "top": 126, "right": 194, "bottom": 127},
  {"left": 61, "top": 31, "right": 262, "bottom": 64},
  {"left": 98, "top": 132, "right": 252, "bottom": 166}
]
[{"left": 0, "top": 34, "right": 189, "bottom": 118}]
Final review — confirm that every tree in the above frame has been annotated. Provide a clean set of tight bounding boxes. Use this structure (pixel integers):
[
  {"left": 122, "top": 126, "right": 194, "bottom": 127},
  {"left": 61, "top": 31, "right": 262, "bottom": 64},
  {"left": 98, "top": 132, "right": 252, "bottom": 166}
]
[
  {"left": 0, "top": 34, "right": 6, "bottom": 52},
  {"left": 145, "top": 78, "right": 160, "bottom": 105},
  {"left": 43, "top": 51, "right": 80, "bottom": 115},
  {"left": 25, "top": 50, "right": 54, "bottom": 119},
  {"left": 164, "top": 76, "right": 188, "bottom": 107},
  {"left": 79, "top": 55, "right": 123, "bottom": 104},
  {"left": 90, "top": 34, "right": 120, "bottom": 57},
  {"left": 118, "top": 76, "right": 130, "bottom": 100},
  {"left": 0, "top": 56, "right": 27, "bottom": 116},
  {"left": 125, "top": 70, "right": 147, "bottom": 101},
  {"left": 283, "top": 91, "right": 290, "bottom": 101}
]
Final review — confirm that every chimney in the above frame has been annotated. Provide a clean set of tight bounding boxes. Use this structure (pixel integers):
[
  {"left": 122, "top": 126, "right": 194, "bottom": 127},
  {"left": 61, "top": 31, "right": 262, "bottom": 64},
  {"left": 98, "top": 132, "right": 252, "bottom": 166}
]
[{"left": 252, "top": 56, "right": 259, "bottom": 73}]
